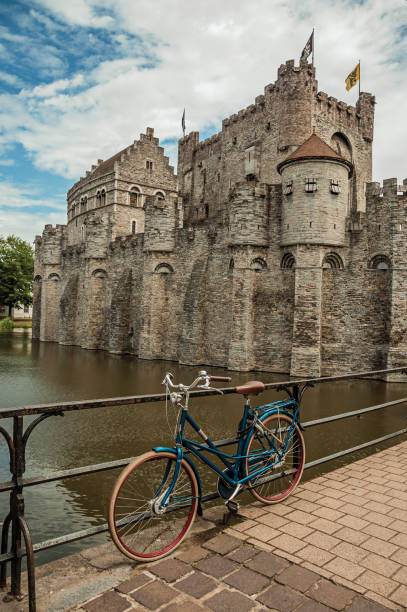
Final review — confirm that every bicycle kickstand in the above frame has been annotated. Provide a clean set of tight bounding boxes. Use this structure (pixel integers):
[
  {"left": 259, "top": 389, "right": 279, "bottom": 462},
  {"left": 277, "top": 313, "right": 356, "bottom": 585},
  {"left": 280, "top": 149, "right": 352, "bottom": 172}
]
[{"left": 225, "top": 483, "right": 242, "bottom": 515}]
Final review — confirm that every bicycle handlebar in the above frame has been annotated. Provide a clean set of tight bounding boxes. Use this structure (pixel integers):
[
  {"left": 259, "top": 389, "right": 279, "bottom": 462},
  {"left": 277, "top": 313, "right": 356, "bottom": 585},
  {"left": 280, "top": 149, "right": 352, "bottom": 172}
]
[{"left": 162, "top": 370, "right": 231, "bottom": 393}]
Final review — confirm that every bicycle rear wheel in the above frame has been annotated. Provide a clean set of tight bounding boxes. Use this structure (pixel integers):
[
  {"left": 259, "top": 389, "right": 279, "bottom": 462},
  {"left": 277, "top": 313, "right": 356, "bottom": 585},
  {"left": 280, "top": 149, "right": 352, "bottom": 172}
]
[
  {"left": 245, "top": 413, "right": 305, "bottom": 503},
  {"left": 109, "top": 451, "right": 199, "bottom": 561}
]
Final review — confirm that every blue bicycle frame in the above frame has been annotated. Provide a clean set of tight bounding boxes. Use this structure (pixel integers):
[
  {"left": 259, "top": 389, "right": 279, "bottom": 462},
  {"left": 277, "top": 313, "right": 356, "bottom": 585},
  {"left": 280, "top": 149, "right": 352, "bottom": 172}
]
[{"left": 153, "top": 397, "right": 300, "bottom": 509}]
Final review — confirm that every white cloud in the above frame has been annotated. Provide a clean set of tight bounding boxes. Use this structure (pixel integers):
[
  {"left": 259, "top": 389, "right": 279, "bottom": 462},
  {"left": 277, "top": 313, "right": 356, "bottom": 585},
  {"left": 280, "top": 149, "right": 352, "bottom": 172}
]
[
  {"left": 1, "top": 0, "right": 407, "bottom": 186},
  {"left": 0, "top": 180, "right": 66, "bottom": 211},
  {"left": 0, "top": 209, "right": 65, "bottom": 243}
]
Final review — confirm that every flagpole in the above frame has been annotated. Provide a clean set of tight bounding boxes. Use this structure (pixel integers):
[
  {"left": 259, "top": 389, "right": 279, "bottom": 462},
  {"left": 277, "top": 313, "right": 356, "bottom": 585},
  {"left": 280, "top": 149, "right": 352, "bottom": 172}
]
[{"left": 358, "top": 60, "right": 360, "bottom": 97}]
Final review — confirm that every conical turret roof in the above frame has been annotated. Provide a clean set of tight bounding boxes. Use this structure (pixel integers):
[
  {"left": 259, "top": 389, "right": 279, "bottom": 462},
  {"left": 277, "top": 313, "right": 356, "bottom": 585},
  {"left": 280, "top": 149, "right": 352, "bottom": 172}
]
[{"left": 277, "top": 134, "right": 353, "bottom": 176}]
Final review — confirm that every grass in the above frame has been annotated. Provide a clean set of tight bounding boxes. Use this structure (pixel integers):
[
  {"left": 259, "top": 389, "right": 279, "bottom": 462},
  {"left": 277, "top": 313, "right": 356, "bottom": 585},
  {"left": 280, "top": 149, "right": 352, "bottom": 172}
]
[{"left": 0, "top": 317, "right": 32, "bottom": 330}]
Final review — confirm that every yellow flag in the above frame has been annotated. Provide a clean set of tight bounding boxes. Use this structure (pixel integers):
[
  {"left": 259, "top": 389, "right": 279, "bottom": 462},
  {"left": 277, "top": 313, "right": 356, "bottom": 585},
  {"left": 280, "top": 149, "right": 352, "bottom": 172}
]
[{"left": 345, "top": 62, "right": 360, "bottom": 91}]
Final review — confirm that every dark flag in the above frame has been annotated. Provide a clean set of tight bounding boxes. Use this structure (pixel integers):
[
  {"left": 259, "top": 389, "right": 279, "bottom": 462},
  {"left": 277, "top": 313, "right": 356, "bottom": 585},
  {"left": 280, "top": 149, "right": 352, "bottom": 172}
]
[
  {"left": 182, "top": 108, "right": 185, "bottom": 137},
  {"left": 300, "top": 30, "right": 314, "bottom": 62}
]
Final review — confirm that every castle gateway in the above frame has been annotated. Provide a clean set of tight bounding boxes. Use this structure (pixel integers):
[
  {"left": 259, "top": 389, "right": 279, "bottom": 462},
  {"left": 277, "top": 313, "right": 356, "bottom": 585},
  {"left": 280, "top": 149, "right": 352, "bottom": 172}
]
[{"left": 33, "top": 59, "right": 407, "bottom": 377}]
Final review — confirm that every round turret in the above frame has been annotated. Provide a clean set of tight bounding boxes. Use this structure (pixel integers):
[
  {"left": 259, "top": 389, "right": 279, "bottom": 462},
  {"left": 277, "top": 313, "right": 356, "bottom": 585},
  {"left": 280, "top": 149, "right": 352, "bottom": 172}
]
[{"left": 277, "top": 134, "right": 353, "bottom": 247}]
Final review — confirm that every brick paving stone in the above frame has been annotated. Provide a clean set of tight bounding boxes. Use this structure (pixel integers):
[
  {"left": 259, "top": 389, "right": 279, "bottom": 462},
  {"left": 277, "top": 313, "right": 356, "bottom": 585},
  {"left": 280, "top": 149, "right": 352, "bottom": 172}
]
[
  {"left": 196, "top": 554, "right": 237, "bottom": 578},
  {"left": 392, "top": 565, "right": 407, "bottom": 585},
  {"left": 308, "top": 579, "right": 355, "bottom": 610},
  {"left": 232, "top": 518, "right": 258, "bottom": 532},
  {"left": 304, "top": 531, "right": 340, "bottom": 551},
  {"left": 205, "top": 588, "right": 255, "bottom": 612},
  {"left": 83, "top": 590, "right": 129, "bottom": 612},
  {"left": 131, "top": 581, "right": 178, "bottom": 609},
  {"left": 224, "top": 567, "right": 270, "bottom": 595},
  {"left": 238, "top": 505, "right": 268, "bottom": 519},
  {"left": 296, "top": 601, "right": 332, "bottom": 612},
  {"left": 390, "top": 584, "right": 407, "bottom": 607},
  {"left": 275, "top": 564, "right": 320, "bottom": 592},
  {"left": 256, "top": 583, "right": 305, "bottom": 611},
  {"left": 355, "top": 569, "right": 399, "bottom": 597},
  {"left": 360, "top": 553, "right": 400, "bottom": 578},
  {"left": 317, "top": 496, "right": 344, "bottom": 510},
  {"left": 296, "top": 544, "right": 335, "bottom": 567},
  {"left": 364, "top": 500, "right": 394, "bottom": 515},
  {"left": 245, "top": 550, "right": 288, "bottom": 577},
  {"left": 271, "top": 533, "right": 307, "bottom": 554},
  {"left": 287, "top": 510, "right": 316, "bottom": 525},
  {"left": 295, "top": 489, "right": 323, "bottom": 502},
  {"left": 362, "top": 511, "right": 394, "bottom": 527},
  {"left": 149, "top": 558, "right": 191, "bottom": 582},
  {"left": 279, "top": 522, "right": 314, "bottom": 540},
  {"left": 324, "top": 557, "right": 365, "bottom": 581},
  {"left": 245, "top": 523, "right": 280, "bottom": 541},
  {"left": 330, "top": 541, "right": 368, "bottom": 563},
  {"left": 257, "top": 513, "right": 289, "bottom": 528},
  {"left": 176, "top": 570, "right": 217, "bottom": 598},
  {"left": 224, "top": 527, "right": 249, "bottom": 541},
  {"left": 227, "top": 543, "right": 257, "bottom": 563},
  {"left": 309, "top": 518, "right": 342, "bottom": 535},
  {"left": 204, "top": 533, "right": 242, "bottom": 554},
  {"left": 334, "top": 527, "right": 369, "bottom": 546},
  {"left": 390, "top": 519, "right": 407, "bottom": 535},
  {"left": 345, "top": 595, "right": 390, "bottom": 611},
  {"left": 391, "top": 547, "right": 407, "bottom": 564},
  {"left": 265, "top": 504, "right": 295, "bottom": 517},
  {"left": 390, "top": 532, "right": 407, "bottom": 547},
  {"left": 312, "top": 507, "right": 344, "bottom": 522},
  {"left": 362, "top": 523, "right": 397, "bottom": 541},
  {"left": 290, "top": 499, "right": 321, "bottom": 513},
  {"left": 176, "top": 544, "right": 210, "bottom": 563},
  {"left": 361, "top": 536, "right": 398, "bottom": 558},
  {"left": 247, "top": 537, "right": 274, "bottom": 552},
  {"left": 339, "top": 503, "right": 369, "bottom": 519},
  {"left": 116, "top": 572, "right": 151, "bottom": 594},
  {"left": 337, "top": 515, "right": 369, "bottom": 531},
  {"left": 161, "top": 603, "right": 204, "bottom": 612}
]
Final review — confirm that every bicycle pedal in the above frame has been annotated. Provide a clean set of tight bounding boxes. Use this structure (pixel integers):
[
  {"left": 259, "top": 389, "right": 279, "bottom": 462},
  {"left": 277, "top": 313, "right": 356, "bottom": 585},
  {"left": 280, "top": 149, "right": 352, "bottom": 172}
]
[{"left": 226, "top": 500, "right": 240, "bottom": 514}]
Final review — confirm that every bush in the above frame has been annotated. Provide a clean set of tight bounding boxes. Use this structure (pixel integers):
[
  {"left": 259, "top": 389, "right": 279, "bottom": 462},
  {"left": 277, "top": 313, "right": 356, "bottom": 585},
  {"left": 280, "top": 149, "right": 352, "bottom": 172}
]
[{"left": 0, "top": 317, "right": 14, "bottom": 331}]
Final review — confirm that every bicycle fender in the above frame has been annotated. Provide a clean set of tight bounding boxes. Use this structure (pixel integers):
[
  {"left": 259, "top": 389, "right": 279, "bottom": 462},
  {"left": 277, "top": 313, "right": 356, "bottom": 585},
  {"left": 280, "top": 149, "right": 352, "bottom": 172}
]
[
  {"left": 259, "top": 409, "right": 305, "bottom": 432},
  {"left": 151, "top": 446, "right": 203, "bottom": 514}
]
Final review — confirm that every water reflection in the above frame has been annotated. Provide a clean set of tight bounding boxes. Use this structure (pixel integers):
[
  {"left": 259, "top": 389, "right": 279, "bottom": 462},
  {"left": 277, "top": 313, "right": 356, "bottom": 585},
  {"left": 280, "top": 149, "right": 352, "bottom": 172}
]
[{"left": 0, "top": 330, "right": 406, "bottom": 565}]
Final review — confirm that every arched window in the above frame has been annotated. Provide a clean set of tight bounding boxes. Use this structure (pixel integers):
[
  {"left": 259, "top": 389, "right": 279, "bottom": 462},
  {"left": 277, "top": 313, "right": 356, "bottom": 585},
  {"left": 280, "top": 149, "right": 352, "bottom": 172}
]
[
  {"left": 251, "top": 257, "right": 267, "bottom": 271},
  {"left": 322, "top": 252, "right": 344, "bottom": 269},
  {"left": 81, "top": 196, "right": 87, "bottom": 211},
  {"left": 96, "top": 191, "right": 101, "bottom": 206},
  {"left": 129, "top": 186, "right": 141, "bottom": 207},
  {"left": 48, "top": 273, "right": 61, "bottom": 281},
  {"left": 154, "top": 263, "right": 174, "bottom": 274},
  {"left": 131, "top": 220, "right": 137, "bottom": 234},
  {"left": 281, "top": 253, "right": 295, "bottom": 269},
  {"left": 330, "top": 132, "right": 352, "bottom": 162},
  {"left": 101, "top": 189, "right": 106, "bottom": 206},
  {"left": 92, "top": 269, "right": 107, "bottom": 279},
  {"left": 154, "top": 190, "right": 165, "bottom": 202},
  {"left": 34, "top": 275, "right": 42, "bottom": 283},
  {"left": 368, "top": 254, "right": 391, "bottom": 270}
]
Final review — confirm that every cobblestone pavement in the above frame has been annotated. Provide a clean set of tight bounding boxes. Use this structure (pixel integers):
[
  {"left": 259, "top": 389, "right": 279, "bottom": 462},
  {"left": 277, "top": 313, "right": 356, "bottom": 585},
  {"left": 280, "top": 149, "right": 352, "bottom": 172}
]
[{"left": 74, "top": 441, "right": 407, "bottom": 612}]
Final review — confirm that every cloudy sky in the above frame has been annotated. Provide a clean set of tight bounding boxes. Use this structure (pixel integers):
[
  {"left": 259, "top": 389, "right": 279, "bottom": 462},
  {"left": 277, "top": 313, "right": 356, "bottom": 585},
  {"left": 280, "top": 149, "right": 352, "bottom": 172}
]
[{"left": 0, "top": 0, "right": 406, "bottom": 243}]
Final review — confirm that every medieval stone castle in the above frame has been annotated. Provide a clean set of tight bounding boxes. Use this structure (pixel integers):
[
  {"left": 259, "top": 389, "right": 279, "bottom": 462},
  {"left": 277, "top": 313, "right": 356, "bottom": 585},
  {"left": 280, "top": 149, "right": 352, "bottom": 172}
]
[{"left": 33, "top": 59, "right": 407, "bottom": 377}]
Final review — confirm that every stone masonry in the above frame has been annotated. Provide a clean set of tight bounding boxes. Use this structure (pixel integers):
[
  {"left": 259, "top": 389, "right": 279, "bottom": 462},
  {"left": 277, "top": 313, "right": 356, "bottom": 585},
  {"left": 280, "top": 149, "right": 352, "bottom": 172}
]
[{"left": 33, "top": 59, "right": 407, "bottom": 378}]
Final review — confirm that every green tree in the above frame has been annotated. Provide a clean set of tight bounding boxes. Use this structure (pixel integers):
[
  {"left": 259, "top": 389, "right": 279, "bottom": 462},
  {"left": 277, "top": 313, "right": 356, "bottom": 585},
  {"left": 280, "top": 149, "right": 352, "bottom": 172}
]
[{"left": 0, "top": 235, "right": 34, "bottom": 318}]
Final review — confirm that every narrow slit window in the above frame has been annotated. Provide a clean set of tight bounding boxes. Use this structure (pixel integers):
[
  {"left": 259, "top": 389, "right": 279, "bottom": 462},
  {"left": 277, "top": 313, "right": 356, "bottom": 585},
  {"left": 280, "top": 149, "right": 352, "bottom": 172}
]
[{"left": 146, "top": 160, "right": 153, "bottom": 171}]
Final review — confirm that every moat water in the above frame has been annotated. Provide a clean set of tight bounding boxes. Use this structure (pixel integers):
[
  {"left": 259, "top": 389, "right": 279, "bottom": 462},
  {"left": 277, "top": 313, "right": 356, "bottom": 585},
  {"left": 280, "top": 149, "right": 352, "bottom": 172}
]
[{"left": 0, "top": 330, "right": 407, "bottom": 566}]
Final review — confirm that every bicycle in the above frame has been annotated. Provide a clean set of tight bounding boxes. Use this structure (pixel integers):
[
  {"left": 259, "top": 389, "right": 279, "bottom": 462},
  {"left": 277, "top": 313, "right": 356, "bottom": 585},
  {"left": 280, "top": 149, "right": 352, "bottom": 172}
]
[{"left": 108, "top": 371, "right": 305, "bottom": 562}]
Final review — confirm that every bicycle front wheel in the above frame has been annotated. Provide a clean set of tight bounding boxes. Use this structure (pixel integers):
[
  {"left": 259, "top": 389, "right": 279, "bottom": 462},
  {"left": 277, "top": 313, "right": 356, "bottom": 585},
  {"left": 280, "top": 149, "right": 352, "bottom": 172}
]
[
  {"left": 109, "top": 451, "right": 199, "bottom": 561},
  {"left": 245, "top": 413, "right": 305, "bottom": 504}
]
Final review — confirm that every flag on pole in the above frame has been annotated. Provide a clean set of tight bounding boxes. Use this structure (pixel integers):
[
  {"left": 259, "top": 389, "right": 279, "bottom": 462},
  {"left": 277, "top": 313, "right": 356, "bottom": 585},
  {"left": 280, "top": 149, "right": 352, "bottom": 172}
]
[
  {"left": 181, "top": 108, "right": 186, "bottom": 137},
  {"left": 300, "top": 30, "right": 314, "bottom": 62},
  {"left": 345, "top": 62, "right": 360, "bottom": 91}
]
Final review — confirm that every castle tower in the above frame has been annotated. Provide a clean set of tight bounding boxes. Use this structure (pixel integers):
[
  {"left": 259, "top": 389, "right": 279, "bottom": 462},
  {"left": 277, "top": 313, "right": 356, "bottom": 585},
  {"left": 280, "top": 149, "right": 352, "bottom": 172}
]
[
  {"left": 277, "top": 134, "right": 353, "bottom": 247},
  {"left": 278, "top": 135, "right": 353, "bottom": 377}
]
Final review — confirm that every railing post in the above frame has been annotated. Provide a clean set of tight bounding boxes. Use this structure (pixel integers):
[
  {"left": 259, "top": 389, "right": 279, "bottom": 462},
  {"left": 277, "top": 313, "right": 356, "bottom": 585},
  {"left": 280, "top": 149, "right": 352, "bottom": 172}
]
[{"left": 4, "top": 416, "right": 24, "bottom": 603}]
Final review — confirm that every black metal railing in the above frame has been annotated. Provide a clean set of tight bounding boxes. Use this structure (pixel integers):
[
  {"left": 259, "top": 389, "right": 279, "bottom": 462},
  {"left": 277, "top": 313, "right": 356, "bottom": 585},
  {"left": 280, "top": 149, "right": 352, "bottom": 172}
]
[{"left": 1, "top": 366, "right": 407, "bottom": 611}]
